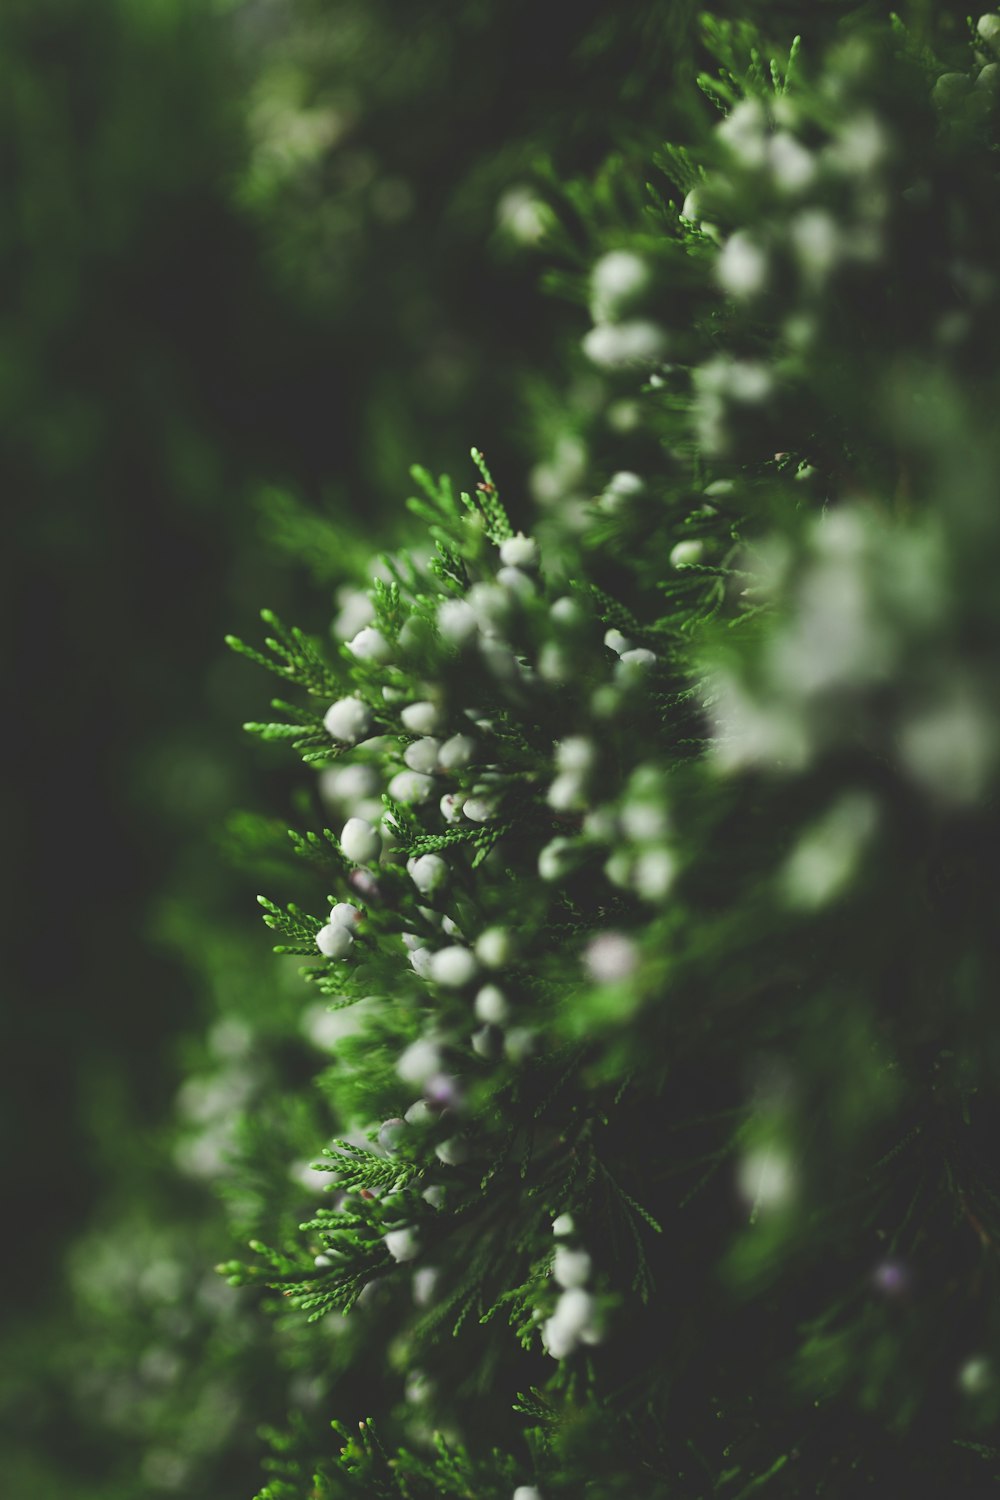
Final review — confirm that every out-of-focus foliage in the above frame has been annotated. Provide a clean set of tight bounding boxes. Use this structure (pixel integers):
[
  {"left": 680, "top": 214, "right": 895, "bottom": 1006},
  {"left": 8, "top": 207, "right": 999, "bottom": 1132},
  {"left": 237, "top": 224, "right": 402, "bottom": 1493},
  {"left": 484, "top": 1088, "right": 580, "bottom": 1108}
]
[{"left": 5, "top": 0, "right": 1000, "bottom": 1497}]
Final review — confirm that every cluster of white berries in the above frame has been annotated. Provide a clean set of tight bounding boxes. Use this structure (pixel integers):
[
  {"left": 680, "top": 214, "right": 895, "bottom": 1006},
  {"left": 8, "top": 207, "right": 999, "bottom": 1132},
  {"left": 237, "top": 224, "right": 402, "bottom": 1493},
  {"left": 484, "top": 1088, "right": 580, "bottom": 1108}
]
[
  {"left": 583, "top": 250, "right": 668, "bottom": 371},
  {"left": 541, "top": 1213, "right": 603, "bottom": 1359},
  {"left": 315, "top": 901, "right": 361, "bottom": 960}
]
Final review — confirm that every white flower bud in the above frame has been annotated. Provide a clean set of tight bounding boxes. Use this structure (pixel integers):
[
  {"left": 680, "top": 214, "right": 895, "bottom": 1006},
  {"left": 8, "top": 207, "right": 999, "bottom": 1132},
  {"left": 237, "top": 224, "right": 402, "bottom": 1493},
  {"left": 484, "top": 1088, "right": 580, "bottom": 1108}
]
[
  {"left": 406, "top": 1099, "right": 435, "bottom": 1126},
  {"left": 400, "top": 700, "right": 441, "bottom": 735},
  {"left": 438, "top": 733, "right": 476, "bottom": 770},
  {"left": 316, "top": 923, "right": 355, "bottom": 960},
  {"left": 384, "top": 1227, "right": 419, "bottom": 1263},
  {"left": 340, "top": 818, "right": 382, "bottom": 864},
  {"left": 553, "top": 1246, "right": 592, "bottom": 1288},
  {"left": 347, "top": 626, "right": 392, "bottom": 662},
  {"left": 388, "top": 770, "right": 435, "bottom": 804},
  {"left": 428, "top": 945, "right": 478, "bottom": 988},
  {"left": 552, "top": 1213, "right": 575, "bottom": 1237},
  {"left": 513, "top": 1488, "right": 544, "bottom": 1500},
  {"left": 314, "top": 1253, "right": 333, "bottom": 1267},
  {"left": 329, "top": 902, "right": 360, "bottom": 929},
  {"left": 396, "top": 1039, "right": 441, "bottom": 1084},
  {"left": 441, "top": 915, "right": 462, "bottom": 938},
  {"left": 584, "top": 931, "right": 639, "bottom": 983},
  {"left": 403, "top": 737, "right": 441, "bottom": 773},
  {"left": 670, "top": 539, "right": 704, "bottom": 568},
  {"left": 421, "top": 1185, "right": 444, "bottom": 1210},
  {"left": 475, "top": 983, "right": 510, "bottom": 1024},
  {"left": 437, "top": 598, "right": 479, "bottom": 645},
  {"left": 603, "top": 627, "right": 633, "bottom": 656},
  {"left": 463, "top": 795, "right": 495, "bottom": 823},
  {"left": 407, "top": 854, "right": 448, "bottom": 896},
  {"left": 474, "top": 927, "right": 512, "bottom": 968},
  {"left": 323, "top": 696, "right": 373, "bottom": 744}
]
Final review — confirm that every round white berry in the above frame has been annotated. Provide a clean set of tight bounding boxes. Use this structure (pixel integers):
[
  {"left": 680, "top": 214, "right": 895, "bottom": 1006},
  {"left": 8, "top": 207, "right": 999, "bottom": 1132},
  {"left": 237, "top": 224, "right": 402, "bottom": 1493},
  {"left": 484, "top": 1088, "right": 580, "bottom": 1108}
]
[
  {"left": 333, "top": 588, "right": 375, "bottom": 640},
  {"left": 474, "top": 983, "right": 510, "bottom": 1025},
  {"left": 634, "top": 848, "right": 677, "bottom": 901},
  {"left": 412, "top": 1266, "right": 439, "bottom": 1305},
  {"left": 538, "top": 837, "right": 575, "bottom": 881},
  {"left": 340, "top": 818, "right": 382, "bottom": 864},
  {"left": 499, "top": 532, "right": 540, "bottom": 570},
  {"left": 428, "top": 946, "right": 478, "bottom": 988},
  {"left": 582, "top": 319, "right": 668, "bottom": 370},
  {"left": 384, "top": 1227, "right": 419, "bottom": 1263},
  {"left": 437, "top": 598, "right": 479, "bottom": 645},
  {"left": 377, "top": 1118, "right": 407, "bottom": 1153},
  {"left": 549, "top": 596, "right": 583, "bottom": 626},
  {"left": 717, "top": 231, "right": 768, "bottom": 298},
  {"left": 513, "top": 1489, "right": 544, "bottom": 1500},
  {"left": 329, "top": 902, "right": 360, "bottom": 929},
  {"left": 555, "top": 737, "right": 595, "bottom": 774},
  {"left": 466, "top": 581, "right": 510, "bottom": 633},
  {"left": 584, "top": 931, "right": 639, "bottom": 983},
  {"left": 347, "top": 626, "right": 392, "bottom": 662},
  {"left": 440, "top": 792, "right": 465, "bottom": 824},
  {"left": 553, "top": 1246, "right": 592, "bottom": 1289},
  {"left": 322, "top": 762, "right": 380, "bottom": 807},
  {"left": 474, "top": 928, "right": 512, "bottom": 968},
  {"left": 590, "top": 250, "right": 651, "bottom": 322},
  {"left": 316, "top": 922, "right": 354, "bottom": 960},
  {"left": 438, "top": 733, "right": 476, "bottom": 770},
  {"left": 463, "top": 795, "right": 495, "bottom": 824},
  {"left": 978, "top": 14, "right": 1000, "bottom": 52},
  {"left": 435, "top": 1137, "right": 469, "bottom": 1166},
  {"left": 407, "top": 854, "right": 448, "bottom": 896},
  {"left": 396, "top": 1039, "right": 441, "bottom": 1085},
  {"left": 552, "top": 1213, "right": 575, "bottom": 1237},
  {"left": 323, "top": 696, "right": 373, "bottom": 744},
  {"left": 407, "top": 946, "right": 433, "bottom": 978},
  {"left": 403, "top": 737, "right": 441, "bottom": 773},
  {"left": 388, "top": 770, "right": 435, "bottom": 804},
  {"left": 400, "top": 700, "right": 441, "bottom": 735},
  {"left": 603, "top": 627, "right": 633, "bottom": 656},
  {"left": 496, "top": 565, "right": 536, "bottom": 598},
  {"left": 547, "top": 771, "right": 585, "bottom": 812},
  {"left": 670, "top": 539, "right": 704, "bottom": 568}
]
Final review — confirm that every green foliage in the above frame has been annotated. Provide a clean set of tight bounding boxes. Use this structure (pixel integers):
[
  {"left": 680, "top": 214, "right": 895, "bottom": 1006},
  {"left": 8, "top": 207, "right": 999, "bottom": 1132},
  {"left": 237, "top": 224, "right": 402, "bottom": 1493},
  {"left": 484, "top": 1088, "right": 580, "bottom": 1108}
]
[{"left": 12, "top": 3, "right": 1000, "bottom": 1499}]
